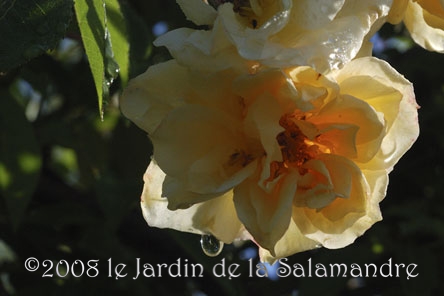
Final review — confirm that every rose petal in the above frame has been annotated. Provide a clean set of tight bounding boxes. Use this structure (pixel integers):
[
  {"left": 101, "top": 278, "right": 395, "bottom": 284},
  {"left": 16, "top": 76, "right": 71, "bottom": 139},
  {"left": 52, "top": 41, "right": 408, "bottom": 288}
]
[
  {"left": 258, "top": 217, "right": 319, "bottom": 263},
  {"left": 292, "top": 154, "right": 369, "bottom": 248},
  {"left": 333, "top": 57, "right": 419, "bottom": 170},
  {"left": 141, "top": 160, "right": 243, "bottom": 243},
  {"left": 154, "top": 23, "right": 253, "bottom": 72},
  {"left": 176, "top": 0, "right": 217, "bottom": 26},
  {"left": 158, "top": 0, "right": 391, "bottom": 72},
  {"left": 272, "top": 0, "right": 391, "bottom": 70},
  {"left": 120, "top": 60, "right": 187, "bottom": 134},
  {"left": 404, "top": 0, "right": 444, "bottom": 52},
  {"left": 152, "top": 104, "right": 253, "bottom": 196},
  {"left": 162, "top": 175, "right": 221, "bottom": 210},
  {"left": 218, "top": 1, "right": 292, "bottom": 58},
  {"left": 234, "top": 166, "right": 298, "bottom": 254},
  {"left": 388, "top": 0, "right": 409, "bottom": 24},
  {"left": 316, "top": 123, "right": 360, "bottom": 158},
  {"left": 286, "top": 66, "right": 339, "bottom": 111},
  {"left": 308, "top": 94, "right": 385, "bottom": 163},
  {"left": 296, "top": 158, "right": 338, "bottom": 209},
  {"left": 245, "top": 92, "right": 285, "bottom": 182}
]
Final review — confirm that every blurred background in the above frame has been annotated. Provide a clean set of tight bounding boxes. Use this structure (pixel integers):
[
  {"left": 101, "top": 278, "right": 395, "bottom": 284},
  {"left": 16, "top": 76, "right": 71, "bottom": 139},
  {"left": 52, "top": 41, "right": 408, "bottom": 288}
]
[{"left": 1, "top": 0, "right": 443, "bottom": 295}]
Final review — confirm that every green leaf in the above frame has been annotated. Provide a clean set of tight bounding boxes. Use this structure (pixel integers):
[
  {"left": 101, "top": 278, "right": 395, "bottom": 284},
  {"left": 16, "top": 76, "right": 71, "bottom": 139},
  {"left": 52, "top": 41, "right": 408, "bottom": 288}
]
[
  {"left": 0, "top": 0, "right": 73, "bottom": 72},
  {"left": 74, "top": 0, "right": 129, "bottom": 117},
  {"left": 0, "top": 90, "right": 42, "bottom": 231},
  {"left": 106, "top": 0, "right": 130, "bottom": 87},
  {"left": 74, "top": 0, "right": 106, "bottom": 118}
]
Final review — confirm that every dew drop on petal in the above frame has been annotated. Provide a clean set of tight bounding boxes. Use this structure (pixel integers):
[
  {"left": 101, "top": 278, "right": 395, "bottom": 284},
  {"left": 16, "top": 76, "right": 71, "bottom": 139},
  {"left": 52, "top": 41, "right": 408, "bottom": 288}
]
[{"left": 200, "top": 234, "right": 223, "bottom": 257}]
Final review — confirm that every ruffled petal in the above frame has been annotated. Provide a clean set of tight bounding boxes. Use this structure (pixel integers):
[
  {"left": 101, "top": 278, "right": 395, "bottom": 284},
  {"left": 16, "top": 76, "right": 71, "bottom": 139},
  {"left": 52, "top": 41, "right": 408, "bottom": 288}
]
[
  {"left": 141, "top": 160, "right": 243, "bottom": 243},
  {"left": 152, "top": 104, "right": 253, "bottom": 195},
  {"left": 292, "top": 154, "right": 370, "bottom": 248},
  {"left": 388, "top": 0, "right": 409, "bottom": 24},
  {"left": 333, "top": 57, "right": 419, "bottom": 170},
  {"left": 218, "top": 1, "right": 292, "bottom": 59},
  {"left": 316, "top": 123, "right": 360, "bottom": 158},
  {"left": 269, "top": 0, "right": 391, "bottom": 70},
  {"left": 234, "top": 166, "right": 298, "bottom": 254},
  {"left": 404, "top": 0, "right": 444, "bottom": 52},
  {"left": 161, "top": 175, "right": 222, "bottom": 210},
  {"left": 176, "top": 0, "right": 217, "bottom": 26},
  {"left": 120, "top": 60, "right": 187, "bottom": 134},
  {"left": 295, "top": 158, "right": 346, "bottom": 209},
  {"left": 308, "top": 94, "right": 385, "bottom": 163},
  {"left": 156, "top": 0, "right": 391, "bottom": 72},
  {"left": 154, "top": 22, "right": 254, "bottom": 72},
  {"left": 244, "top": 92, "right": 285, "bottom": 182},
  {"left": 258, "top": 216, "right": 319, "bottom": 263}
]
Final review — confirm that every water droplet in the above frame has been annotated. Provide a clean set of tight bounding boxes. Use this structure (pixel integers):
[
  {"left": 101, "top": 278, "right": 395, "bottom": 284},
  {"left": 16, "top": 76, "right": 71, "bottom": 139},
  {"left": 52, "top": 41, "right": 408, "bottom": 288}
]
[
  {"left": 105, "top": 58, "right": 119, "bottom": 79},
  {"left": 200, "top": 234, "right": 223, "bottom": 257}
]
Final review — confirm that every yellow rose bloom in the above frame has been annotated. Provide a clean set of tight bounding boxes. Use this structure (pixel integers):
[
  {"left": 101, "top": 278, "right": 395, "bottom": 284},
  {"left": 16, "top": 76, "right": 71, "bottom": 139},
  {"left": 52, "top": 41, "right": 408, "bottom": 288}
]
[
  {"left": 121, "top": 57, "right": 419, "bottom": 262},
  {"left": 155, "top": 0, "right": 392, "bottom": 72},
  {"left": 389, "top": 0, "right": 444, "bottom": 52}
]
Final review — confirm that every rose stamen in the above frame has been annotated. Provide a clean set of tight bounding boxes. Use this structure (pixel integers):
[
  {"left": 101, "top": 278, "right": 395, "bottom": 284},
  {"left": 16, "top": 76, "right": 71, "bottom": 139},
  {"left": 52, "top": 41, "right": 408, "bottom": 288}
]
[{"left": 267, "top": 114, "right": 332, "bottom": 181}]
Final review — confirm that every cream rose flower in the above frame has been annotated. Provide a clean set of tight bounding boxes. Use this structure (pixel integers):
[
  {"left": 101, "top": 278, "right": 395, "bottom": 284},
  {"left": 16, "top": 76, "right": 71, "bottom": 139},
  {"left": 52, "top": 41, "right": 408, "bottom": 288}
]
[
  {"left": 120, "top": 57, "right": 419, "bottom": 262},
  {"left": 389, "top": 0, "right": 444, "bottom": 52},
  {"left": 155, "top": 0, "right": 392, "bottom": 72}
]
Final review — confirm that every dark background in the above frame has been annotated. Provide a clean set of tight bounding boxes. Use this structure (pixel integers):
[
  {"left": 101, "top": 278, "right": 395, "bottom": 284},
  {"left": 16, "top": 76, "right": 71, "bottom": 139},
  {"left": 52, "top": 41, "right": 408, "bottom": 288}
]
[{"left": 1, "top": 1, "right": 443, "bottom": 295}]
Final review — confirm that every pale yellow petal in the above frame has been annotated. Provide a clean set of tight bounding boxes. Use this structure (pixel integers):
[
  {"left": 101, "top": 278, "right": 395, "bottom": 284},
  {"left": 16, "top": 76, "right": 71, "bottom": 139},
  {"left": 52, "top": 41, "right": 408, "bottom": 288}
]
[
  {"left": 244, "top": 92, "right": 284, "bottom": 183},
  {"left": 233, "top": 69, "right": 286, "bottom": 105},
  {"left": 152, "top": 104, "right": 250, "bottom": 194},
  {"left": 289, "top": 0, "right": 345, "bottom": 29},
  {"left": 119, "top": 60, "right": 187, "bottom": 134},
  {"left": 161, "top": 175, "right": 221, "bottom": 210},
  {"left": 333, "top": 57, "right": 419, "bottom": 170},
  {"left": 276, "top": 0, "right": 391, "bottom": 70},
  {"left": 292, "top": 154, "right": 369, "bottom": 248},
  {"left": 218, "top": 1, "right": 292, "bottom": 60},
  {"left": 388, "top": 0, "right": 409, "bottom": 24},
  {"left": 140, "top": 160, "right": 207, "bottom": 234},
  {"left": 141, "top": 160, "right": 243, "bottom": 243},
  {"left": 316, "top": 123, "right": 359, "bottom": 158},
  {"left": 176, "top": 0, "right": 217, "bottom": 26},
  {"left": 301, "top": 168, "right": 387, "bottom": 249},
  {"left": 154, "top": 22, "right": 254, "bottom": 72},
  {"left": 286, "top": 66, "right": 339, "bottom": 111},
  {"left": 234, "top": 168, "right": 298, "bottom": 254},
  {"left": 155, "top": 0, "right": 391, "bottom": 72},
  {"left": 259, "top": 217, "right": 319, "bottom": 263},
  {"left": 308, "top": 94, "right": 385, "bottom": 163},
  {"left": 404, "top": 0, "right": 444, "bottom": 52},
  {"left": 416, "top": 0, "right": 444, "bottom": 18},
  {"left": 191, "top": 192, "right": 244, "bottom": 244},
  {"left": 296, "top": 155, "right": 360, "bottom": 210}
]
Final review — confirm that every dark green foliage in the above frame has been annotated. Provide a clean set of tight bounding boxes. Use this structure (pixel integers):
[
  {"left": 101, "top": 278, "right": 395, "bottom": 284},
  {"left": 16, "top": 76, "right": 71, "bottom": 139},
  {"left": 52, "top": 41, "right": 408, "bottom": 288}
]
[{"left": 0, "top": 0, "right": 73, "bottom": 72}]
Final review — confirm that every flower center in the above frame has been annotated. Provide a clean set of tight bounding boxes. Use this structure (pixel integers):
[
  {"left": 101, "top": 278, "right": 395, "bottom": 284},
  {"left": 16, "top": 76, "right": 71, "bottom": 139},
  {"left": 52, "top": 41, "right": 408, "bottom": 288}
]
[
  {"left": 267, "top": 114, "right": 331, "bottom": 182},
  {"left": 277, "top": 115, "right": 314, "bottom": 168}
]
